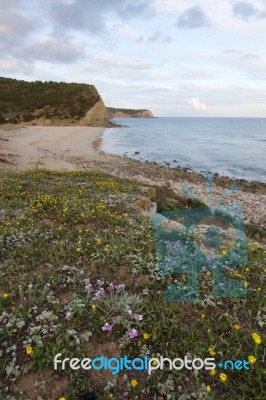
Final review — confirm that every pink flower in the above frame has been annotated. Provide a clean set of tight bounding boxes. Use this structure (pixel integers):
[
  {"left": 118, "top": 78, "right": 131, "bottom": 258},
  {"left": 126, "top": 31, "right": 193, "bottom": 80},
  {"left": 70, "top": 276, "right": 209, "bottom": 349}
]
[
  {"left": 128, "top": 328, "right": 139, "bottom": 339},
  {"left": 102, "top": 322, "right": 113, "bottom": 333}
]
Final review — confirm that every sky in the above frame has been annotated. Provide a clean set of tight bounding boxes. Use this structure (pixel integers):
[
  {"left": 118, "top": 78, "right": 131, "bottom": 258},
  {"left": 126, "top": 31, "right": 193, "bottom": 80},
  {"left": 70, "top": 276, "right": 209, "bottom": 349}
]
[{"left": 0, "top": 0, "right": 266, "bottom": 117}]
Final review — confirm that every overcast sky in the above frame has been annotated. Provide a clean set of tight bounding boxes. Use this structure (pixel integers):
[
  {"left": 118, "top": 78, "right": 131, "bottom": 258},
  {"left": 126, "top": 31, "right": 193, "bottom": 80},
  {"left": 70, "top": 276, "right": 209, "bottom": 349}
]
[{"left": 1, "top": 0, "right": 266, "bottom": 117}]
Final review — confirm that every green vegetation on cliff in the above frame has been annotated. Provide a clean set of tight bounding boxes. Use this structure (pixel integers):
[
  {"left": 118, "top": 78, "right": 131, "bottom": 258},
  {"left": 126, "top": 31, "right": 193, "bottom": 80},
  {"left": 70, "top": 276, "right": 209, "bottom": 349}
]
[{"left": 0, "top": 77, "right": 101, "bottom": 124}]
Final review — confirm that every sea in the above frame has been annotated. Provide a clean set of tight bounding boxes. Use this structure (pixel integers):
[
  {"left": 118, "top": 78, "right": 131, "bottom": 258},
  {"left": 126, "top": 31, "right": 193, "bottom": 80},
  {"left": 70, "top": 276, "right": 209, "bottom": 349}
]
[{"left": 100, "top": 117, "right": 266, "bottom": 183}]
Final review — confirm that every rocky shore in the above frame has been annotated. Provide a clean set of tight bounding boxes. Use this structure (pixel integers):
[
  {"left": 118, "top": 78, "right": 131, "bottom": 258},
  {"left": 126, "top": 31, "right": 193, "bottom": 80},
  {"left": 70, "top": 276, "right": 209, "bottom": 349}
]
[{"left": 1, "top": 126, "right": 265, "bottom": 232}]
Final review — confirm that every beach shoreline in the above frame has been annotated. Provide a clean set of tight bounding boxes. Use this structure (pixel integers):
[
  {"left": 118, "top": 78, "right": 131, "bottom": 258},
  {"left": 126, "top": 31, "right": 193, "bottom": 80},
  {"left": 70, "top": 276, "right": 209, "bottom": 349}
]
[{"left": 0, "top": 125, "right": 265, "bottom": 231}]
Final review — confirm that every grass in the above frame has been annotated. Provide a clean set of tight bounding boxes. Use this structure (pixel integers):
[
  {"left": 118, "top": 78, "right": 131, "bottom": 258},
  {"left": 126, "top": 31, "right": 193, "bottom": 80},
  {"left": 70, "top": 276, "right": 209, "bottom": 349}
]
[{"left": 0, "top": 169, "right": 265, "bottom": 400}]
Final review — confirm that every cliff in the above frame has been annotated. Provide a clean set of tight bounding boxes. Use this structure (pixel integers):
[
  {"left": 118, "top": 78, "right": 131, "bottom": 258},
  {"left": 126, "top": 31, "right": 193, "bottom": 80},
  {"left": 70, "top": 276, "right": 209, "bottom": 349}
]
[
  {"left": 107, "top": 107, "right": 154, "bottom": 118},
  {"left": 0, "top": 77, "right": 108, "bottom": 126}
]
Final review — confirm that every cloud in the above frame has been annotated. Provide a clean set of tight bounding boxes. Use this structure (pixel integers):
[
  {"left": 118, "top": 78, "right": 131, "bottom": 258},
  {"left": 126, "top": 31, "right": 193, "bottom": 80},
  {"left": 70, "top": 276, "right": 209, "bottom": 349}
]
[
  {"left": 177, "top": 6, "right": 211, "bottom": 29},
  {"left": 45, "top": 0, "right": 156, "bottom": 35},
  {"left": 232, "top": 1, "right": 266, "bottom": 20},
  {"left": 20, "top": 37, "right": 85, "bottom": 64},
  {"left": 187, "top": 98, "right": 210, "bottom": 110}
]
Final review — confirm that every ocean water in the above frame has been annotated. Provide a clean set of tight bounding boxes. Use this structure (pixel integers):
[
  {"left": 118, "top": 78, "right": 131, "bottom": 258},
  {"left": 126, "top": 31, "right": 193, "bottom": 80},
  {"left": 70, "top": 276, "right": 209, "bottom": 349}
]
[{"left": 100, "top": 117, "right": 266, "bottom": 183}]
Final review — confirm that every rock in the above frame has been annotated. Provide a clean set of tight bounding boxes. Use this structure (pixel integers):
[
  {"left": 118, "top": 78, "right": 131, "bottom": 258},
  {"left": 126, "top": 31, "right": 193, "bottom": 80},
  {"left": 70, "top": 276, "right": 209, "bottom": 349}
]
[
  {"left": 161, "top": 219, "right": 184, "bottom": 231},
  {"left": 81, "top": 97, "right": 108, "bottom": 125},
  {"left": 135, "top": 196, "right": 157, "bottom": 215},
  {"left": 137, "top": 186, "right": 156, "bottom": 199},
  {"left": 135, "top": 151, "right": 140, "bottom": 154}
]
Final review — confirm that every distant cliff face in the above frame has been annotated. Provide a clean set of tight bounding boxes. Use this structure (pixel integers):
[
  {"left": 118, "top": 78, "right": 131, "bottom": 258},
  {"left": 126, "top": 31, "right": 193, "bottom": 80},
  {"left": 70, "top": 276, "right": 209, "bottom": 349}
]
[{"left": 107, "top": 107, "right": 154, "bottom": 118}]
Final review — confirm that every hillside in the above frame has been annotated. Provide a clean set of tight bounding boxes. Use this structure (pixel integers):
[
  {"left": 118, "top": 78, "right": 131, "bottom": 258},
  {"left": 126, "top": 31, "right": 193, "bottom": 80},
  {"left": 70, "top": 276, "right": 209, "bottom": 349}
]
[
  {"left": 107, "top": 107, "right": 154, "bottom": 118},
  {"left": 0, "top": 77, "right": 108, "bottom": 126}
]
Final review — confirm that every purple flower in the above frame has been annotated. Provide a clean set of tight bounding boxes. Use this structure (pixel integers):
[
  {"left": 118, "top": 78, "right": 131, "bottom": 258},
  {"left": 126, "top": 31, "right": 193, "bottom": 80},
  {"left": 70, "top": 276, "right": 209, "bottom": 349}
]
[
  {"left": 83, "top": 279, "right": 92, "bottom": 290},
  {"left": 128, "top": 328, "right": 139, "bottom": 339},
  {"left": 102, "top": 322, "right": 113, "bottom": 333},
  {"left": 97, "top": 279, "right": 104, "bottom": 286},
  {"left": 108, "top": 282, "right": 117, "bottom": 289},
  {"left": 133, "top": 313, "right": 143, "bottom": 321},
  {"left": 92, "top": 287, "right": 105, "bottom": 300}
]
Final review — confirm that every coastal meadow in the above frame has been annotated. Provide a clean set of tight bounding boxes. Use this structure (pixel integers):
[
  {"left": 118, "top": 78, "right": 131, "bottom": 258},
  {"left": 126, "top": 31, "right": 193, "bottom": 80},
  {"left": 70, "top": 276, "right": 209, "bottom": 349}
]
[{"left": 0, "top": 170, "right": 265, "bottom": 400}]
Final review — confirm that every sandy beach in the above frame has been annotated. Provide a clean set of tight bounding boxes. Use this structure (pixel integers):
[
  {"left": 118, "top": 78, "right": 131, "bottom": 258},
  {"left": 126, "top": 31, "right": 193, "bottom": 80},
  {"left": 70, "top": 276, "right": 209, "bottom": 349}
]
[
  {"left": 0, "top": 125, "right": 265, "bottom": 231},
  {"left": 0, "top": 125, "right": 105, "bottom": 170}
]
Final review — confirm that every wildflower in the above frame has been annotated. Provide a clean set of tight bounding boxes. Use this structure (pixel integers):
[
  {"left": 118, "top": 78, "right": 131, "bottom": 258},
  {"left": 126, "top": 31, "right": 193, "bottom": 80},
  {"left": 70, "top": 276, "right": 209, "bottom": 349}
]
[
  {"left": 26, "top": 346, "right": 33, "bottom": 355},
  {"left": 206, "top": 385, "right": 211, "bottom": 392},
  {"left": 133, "top": 313, "right": 143, "bottom": 321},
  {"left": 257, "top": 287, "right": 261, "bottom": 292},
  {"left": 130, "top": 379, "right": 138, "bottom": 388},
  {"left": 248, "top": 356, "right": 256, "bottom": 364},
  {"left": 209, "top": 348, "right": 216, "bottom": 356},
  {"left": 143, "top": 332, "right": 150, "bottom": 340},
  {"left": 102, "top": 322, "right": 113, "bottom": 333},
  {"left": 28, "top": 283, "right": 33, "bottom": 289},
  {"left": 3, "top": 293, "right": 9, "bottom": 298},
  {"left": 83, "top": 278, "right": 92, "bottom": 290},
  {"left": 234, "top": 324, "right": 241, "bottom": 330},
  {"left": 76, "top": 248, "right": 81, "bottom": 252},
  {"left": 201, "top": 313, "right": 206, "bottom": 319},
  {"left": 59, "top": 397, "right": 66, "bottom": 400},
  {"left": 91, "top": 304, "right": 96, "bottom": 310},
  {"left": 220, "top": 373, "right": 227, "bottom": 382},
  {"left": 210, "top": 369, "right": 216, "bottom": 376},
  {"left": 128, "top": 328, "right": 139, "bottom": 339},
  {"left": 252, "top": 332, "right": 261, "bottom": 345},
  {"left": 109, "top": 394, "right": 113, "bottom": 398},
  {"left": 222, "top": 250, "right": 227, "bottom": 255},
  {"left": 244, "top": 281, "right": 249, "bottom": 287},
  {"left": 152, "top": 360, "right": 158, "bottom": 366},
  {"left": 92, "top": 288, "right": 105, "bottom": 300}
]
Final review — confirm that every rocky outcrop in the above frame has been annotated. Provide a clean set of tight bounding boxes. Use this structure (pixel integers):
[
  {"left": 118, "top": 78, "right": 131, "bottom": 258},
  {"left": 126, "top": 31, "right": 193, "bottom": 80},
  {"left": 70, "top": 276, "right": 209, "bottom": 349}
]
[
  {"left": 81, "top": 98, "right": 108, "bottom": 126},
  {"left": 107, "top": 107, "right": 154, "bottom": 118}
]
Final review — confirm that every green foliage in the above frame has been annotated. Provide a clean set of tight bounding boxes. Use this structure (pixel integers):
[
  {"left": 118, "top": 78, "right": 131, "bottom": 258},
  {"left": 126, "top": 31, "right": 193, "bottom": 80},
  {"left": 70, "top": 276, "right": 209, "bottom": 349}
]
[{"left": 0, "top": 77, "right": 100, "bottom": 123}]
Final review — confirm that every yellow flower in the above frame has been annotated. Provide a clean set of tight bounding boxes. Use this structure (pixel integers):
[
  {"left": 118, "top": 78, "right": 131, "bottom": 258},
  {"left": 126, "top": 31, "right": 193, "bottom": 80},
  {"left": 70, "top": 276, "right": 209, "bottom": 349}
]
[
  {"left": 3, "top": 293, "right": 9, "bottom": 298},
  {"left": 26, "top": 346, "right": 33, "bottom": 355},
  {"left": 201, "top": 313, "right": 206, "bottom": 319},
  {"left": 59, "top": 397, "right": 66, "bottom": 400},
  {"left": 206, "top": 385, "right": 211, "bottom": 392},
  {"left": 234, "top": 324, "right": 241, "bottom": 330},
  {"left": 222, "top": 250, "right": 227, "bottom": 255},
  {"left": 109, "top": 394, "right": 113, "bottom": 398},
  {"left": 220, "top": 373, "right": 228, "bottom": 382},
  {"left": 248, "top": 356, "right": 256, "bottom": 364},
  {"left": 257, "top": 288, "right": 261, "bottom": 292},
  {"left": 143, "top": 332, "right": 150, "bottom": 340},
  {"left": 209, "top": 348, "right": 216, "bottom": 356},
  {"left": 210, "top": 369, "right": 216, "bottom": 376},
  {"left": 91, "top": 304, "right": 96, "bottom": 310},
  {"left": 244, "top": 281, "right": 249, "bottom": 287},
  {"left": 252, "top": 332, "right": 261, "bottom": 345},
  {"left": 152, "top": 360, "right": 158, "bottom": 366},
  {"left": 130, "top": 379, "right": 138, "bottom": 388},
  {"left": 76, "top": 248, "right": 81, "bottom": 252}
]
